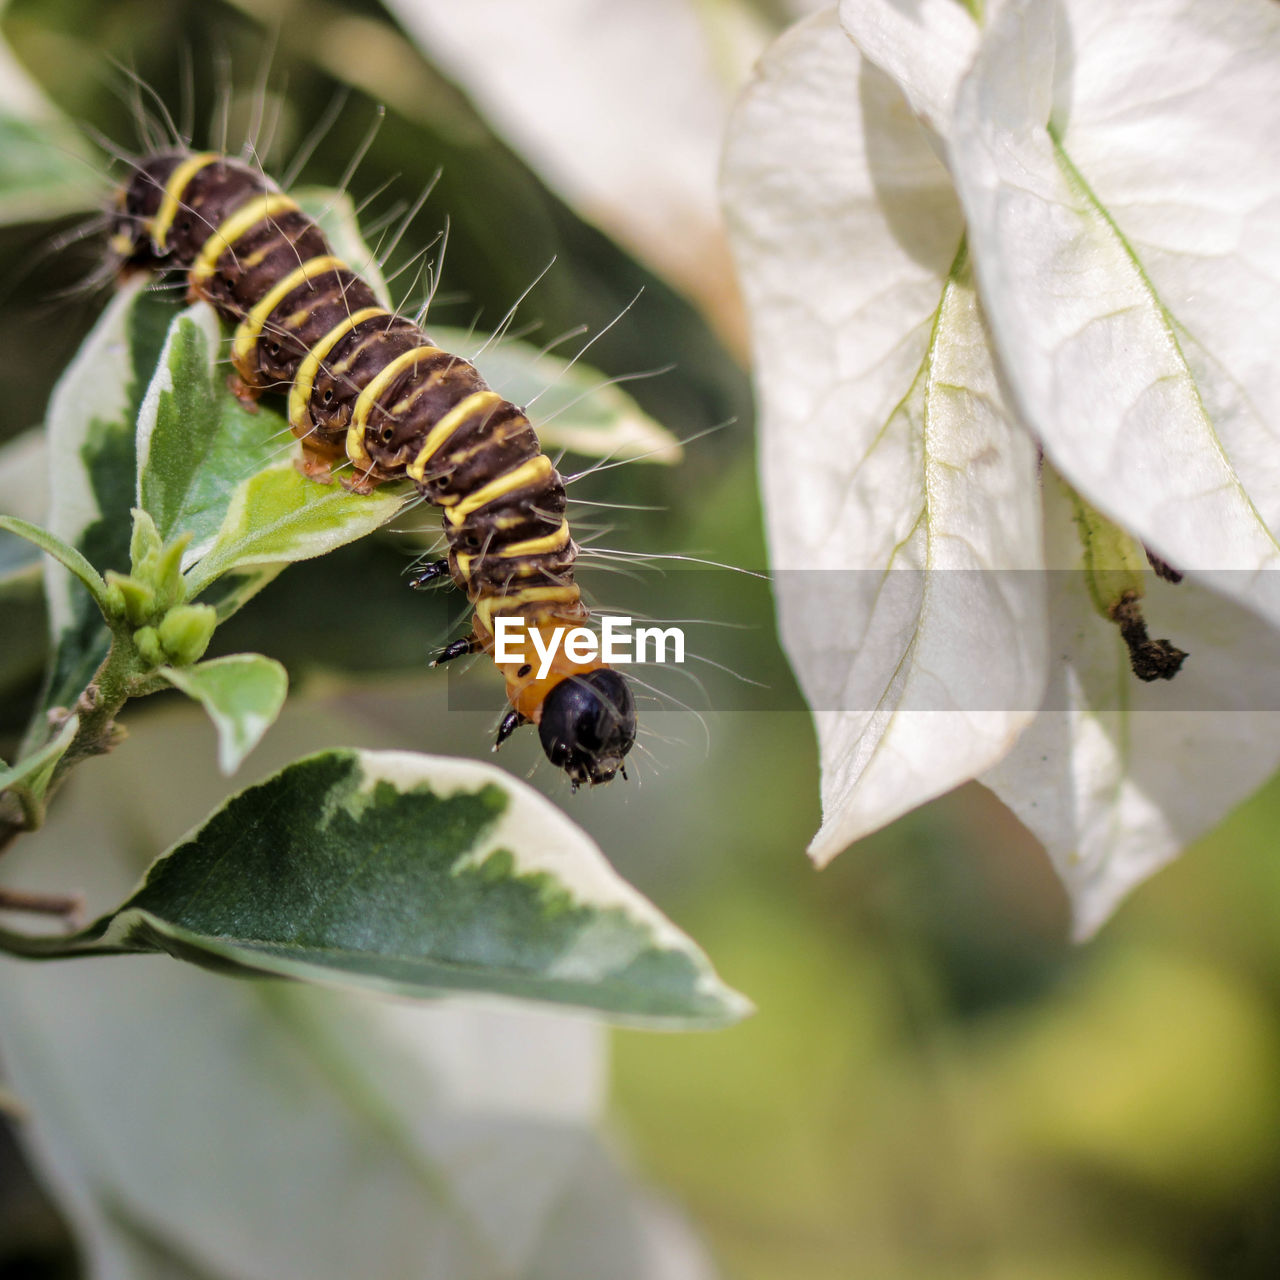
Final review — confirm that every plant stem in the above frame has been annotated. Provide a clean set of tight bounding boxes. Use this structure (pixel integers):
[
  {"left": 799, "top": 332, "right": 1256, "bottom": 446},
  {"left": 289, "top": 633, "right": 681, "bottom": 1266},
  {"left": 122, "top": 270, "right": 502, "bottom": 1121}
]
[
  {"left": 1059, "top": 472, "right": 1188, "bottom": 682},
  {"left": 0, "top": 626, "right": 152, "bottom": 855},
  {"left": 0, "top": 886, "right": 85, "bottom": 923}
]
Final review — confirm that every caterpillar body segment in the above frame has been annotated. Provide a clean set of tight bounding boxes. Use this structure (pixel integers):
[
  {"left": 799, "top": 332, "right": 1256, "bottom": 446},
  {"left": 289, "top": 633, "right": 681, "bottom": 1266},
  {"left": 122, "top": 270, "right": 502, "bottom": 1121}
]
[{"left": 110, "top": 150, "right": 636, "bottom": 787}]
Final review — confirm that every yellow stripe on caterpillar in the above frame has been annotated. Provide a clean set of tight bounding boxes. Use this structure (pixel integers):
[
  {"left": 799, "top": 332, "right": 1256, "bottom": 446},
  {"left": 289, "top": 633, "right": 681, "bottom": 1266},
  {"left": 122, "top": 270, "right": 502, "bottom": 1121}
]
[
  {"left": 446, "top": 454, "right": 555, "bottom": 526},
  {"left": 189, "top": 192, "right": 300, "bottom": 288},
  {"left": 473, "top": 585, "right": 583, "bottom": 637},
  {"left": 151, "top": 153, "right": 217, "bottom": 253},
  {"left": 495, "top": 519, "right": 572, "bottom": 560},
  {"left": 405, "top": 390, "right": 504, "bottom": 482},
  {"left": 231, "top": 254, "right": 348, "bottom": 375},
  {"left": 346, "top": 344, "right": 446, "bottom": 471},
  {"left": 287, "top": 306, "right": 386, "bottom": 432}
]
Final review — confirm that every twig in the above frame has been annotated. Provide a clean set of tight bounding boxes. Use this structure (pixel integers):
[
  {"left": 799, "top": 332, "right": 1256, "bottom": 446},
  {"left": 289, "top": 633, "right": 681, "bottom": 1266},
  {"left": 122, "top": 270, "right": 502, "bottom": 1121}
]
[{"left": 0, "top": 886, "right": 86, "bottom": 927}]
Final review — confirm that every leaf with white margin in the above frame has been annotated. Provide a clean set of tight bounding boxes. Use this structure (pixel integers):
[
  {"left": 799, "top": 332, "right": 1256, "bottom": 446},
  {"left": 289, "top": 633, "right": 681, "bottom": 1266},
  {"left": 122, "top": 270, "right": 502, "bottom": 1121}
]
[
  {"left": 135, "top": 306, "right": 286, "bottom": 555},
  {"left": 721, "top": 10, "right": 1046, "bottom": 863},
  {"left": 182, "top": 463, "right": 406, "bottom": 598},
  {"left": 0, "top": 968, "right": 716, "bottom": 1280},
  {"left": 947, "top": 0, "right": 1280, "bottom": 625},
  {"left": 983, "top": 471, "right": 1280, "bottom": 939},
  {"left": 0, "top": 748, "right": 748, "bottom": 1027},
  {"left": 41, "top": 278, "right": 176, "bottom": 710},
  {"left": 0, "top": 700, "right": 717, "bottom": 1280},
  {"left": 129, "top": 300, "right": 408, "bottom": 595},
  {"left": 430, "top": 326, "right": 683, "bottom": 465},
  {"left": 161, "top": 654, "right": 288, "bottom": 775}
]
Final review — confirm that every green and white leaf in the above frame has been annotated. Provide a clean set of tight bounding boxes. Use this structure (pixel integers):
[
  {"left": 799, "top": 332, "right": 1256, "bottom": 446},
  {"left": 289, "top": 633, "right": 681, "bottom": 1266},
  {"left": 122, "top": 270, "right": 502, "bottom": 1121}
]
[
  {"left": 944, "top": 0, "right": 1280, "bottom": 626},
  {"left": 182, "top": 462, "right": 406, "bottom": 598},
  {"left": 42, "top": 279, "right": 176, "bottom": 710},
  {"left": 161, "top": 654, "right": 289, "bottom": 775},
  {"left": 0, "top": 713, "right": 714, "bottom": 1280},
  {"left": 135, "top": 305, "right": 286, "bottom": 554},
  {"left": 0, "top": 965, "right": 711, "bottom": 1280},
  {"left": 721, "top": 10, "right": 1046, "bottom": 864},
  {"left": 432, "top": 325, "right": 683, "bottom": 464},
  {"left": 983, "top": 473, "right": 1280, "bottom": 938},
  {"left": 132, "top": 302, "right": 409, "bottom": 596},
  {"left": 2, "top": 748, "right": 748, "bottom": 1027}
]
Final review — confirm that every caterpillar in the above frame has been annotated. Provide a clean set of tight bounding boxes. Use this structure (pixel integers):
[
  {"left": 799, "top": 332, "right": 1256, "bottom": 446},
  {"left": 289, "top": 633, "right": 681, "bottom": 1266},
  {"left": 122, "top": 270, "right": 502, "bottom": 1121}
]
[{"left": 106, "top": 150, "right": 636, "bottom": 788}]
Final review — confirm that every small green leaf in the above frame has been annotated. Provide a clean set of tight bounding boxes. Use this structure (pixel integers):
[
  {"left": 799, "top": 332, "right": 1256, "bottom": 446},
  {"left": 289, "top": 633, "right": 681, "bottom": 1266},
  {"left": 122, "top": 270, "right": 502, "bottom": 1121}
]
[
  {"left": 161, "top": 654, "right": 288, "bottom": 774},
  {"left": 184, "top": 464, "right": 406, "bottom": 598},
  {"left": 0, "top": 515, "right": 110, "bottom": 611},
  {"left": 156, "top": 604, "right": 217, "bottom": 666},
  {"left": 128, "top": 505, "right": 164, "bottom": 570},
  {"left": 102, "top": 570, "right": 154, "bottom": 625},
  {"left": 136, "top": 307, "right": 285, "bottom": 553},
  {"left": 0, "top": 713, "right": 78, "bottom": 803},
  {"left": 1, "top": 750, "right": 750, "bottom": 1027},
  {"left": 132, "top": 625, "right": 163, "bottom": 667}
]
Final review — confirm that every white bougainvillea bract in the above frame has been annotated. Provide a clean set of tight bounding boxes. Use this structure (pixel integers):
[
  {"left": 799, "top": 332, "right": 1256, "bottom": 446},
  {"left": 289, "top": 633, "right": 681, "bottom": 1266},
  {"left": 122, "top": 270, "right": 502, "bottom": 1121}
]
[{"left": 722, "top": 0, "right": 1280, "bottom": 934}]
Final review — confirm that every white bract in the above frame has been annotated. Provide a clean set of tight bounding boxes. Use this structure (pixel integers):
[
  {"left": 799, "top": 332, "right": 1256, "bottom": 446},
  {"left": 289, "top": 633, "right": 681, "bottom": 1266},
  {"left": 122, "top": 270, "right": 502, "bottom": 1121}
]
[
  {"left": 722, "top": 0, "right": 1280, "bottom": 932},
  {"left": 385, "top": 0, "right": 827, "bottom": 340}
]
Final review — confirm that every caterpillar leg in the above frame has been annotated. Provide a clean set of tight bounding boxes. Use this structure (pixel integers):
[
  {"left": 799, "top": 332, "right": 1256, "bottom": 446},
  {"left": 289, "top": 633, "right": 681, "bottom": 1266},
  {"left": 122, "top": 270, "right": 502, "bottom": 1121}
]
[
  {"left": 227, "top": 373, "right": 261, "bottom": 411},
  {"left": 431, "top": 637, "right": 478, "bottom": 666},
  {"left": 409, "top": 560, "right": 452, "bottom": 589},
  {"left": 494, "top": 709, "right": 528, "bottom": 751},
  {"left": 339, "top": 471, "right": 383, "bottom": 496},
  {"left": 296, "top": 440, "right": 341, "bottom": 484}
]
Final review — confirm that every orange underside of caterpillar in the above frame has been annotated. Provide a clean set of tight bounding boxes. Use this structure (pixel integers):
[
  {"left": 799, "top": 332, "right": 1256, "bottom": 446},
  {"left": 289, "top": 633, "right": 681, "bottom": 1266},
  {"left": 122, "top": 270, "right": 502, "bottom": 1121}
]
[{"left": 107, "top": 149, "right": 636, "bottom": 784}]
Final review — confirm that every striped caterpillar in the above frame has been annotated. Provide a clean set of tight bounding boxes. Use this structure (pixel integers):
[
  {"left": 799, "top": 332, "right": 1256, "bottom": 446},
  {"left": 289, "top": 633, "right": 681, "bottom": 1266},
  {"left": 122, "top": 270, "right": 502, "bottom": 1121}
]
[{"left": 107, "top": 150, "right": 636, "bottom": 788}]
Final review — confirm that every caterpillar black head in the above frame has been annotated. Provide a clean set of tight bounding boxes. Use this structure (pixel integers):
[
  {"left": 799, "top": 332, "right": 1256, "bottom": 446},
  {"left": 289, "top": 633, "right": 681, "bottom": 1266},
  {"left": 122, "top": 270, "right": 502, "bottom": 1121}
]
[{"left": 538, "top": 670, "right": 637, "bottom": 789}]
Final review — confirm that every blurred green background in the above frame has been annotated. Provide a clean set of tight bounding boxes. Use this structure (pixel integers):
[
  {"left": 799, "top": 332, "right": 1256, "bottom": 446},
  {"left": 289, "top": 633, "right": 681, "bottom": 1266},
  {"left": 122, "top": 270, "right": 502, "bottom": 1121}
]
[{"left": 4, "top": 1, "right": 1280, "bottom": 1278}]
